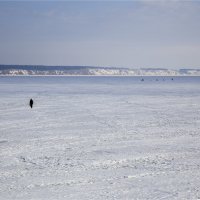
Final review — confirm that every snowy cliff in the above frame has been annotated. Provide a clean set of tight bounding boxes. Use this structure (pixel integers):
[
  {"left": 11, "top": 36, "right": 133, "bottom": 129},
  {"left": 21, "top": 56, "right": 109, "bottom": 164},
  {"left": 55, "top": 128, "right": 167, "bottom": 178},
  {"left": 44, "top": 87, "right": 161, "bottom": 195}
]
[{"left": 0, "top": 65, "right": 200, "bottom": 76}]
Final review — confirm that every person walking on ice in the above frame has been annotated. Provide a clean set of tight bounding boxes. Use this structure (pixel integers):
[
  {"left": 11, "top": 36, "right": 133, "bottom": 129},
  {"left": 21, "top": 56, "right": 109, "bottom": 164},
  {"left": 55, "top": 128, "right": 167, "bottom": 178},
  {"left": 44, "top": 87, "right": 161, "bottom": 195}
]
[{"left": 29, "top": 98, "right": 33, "bottom": 108}]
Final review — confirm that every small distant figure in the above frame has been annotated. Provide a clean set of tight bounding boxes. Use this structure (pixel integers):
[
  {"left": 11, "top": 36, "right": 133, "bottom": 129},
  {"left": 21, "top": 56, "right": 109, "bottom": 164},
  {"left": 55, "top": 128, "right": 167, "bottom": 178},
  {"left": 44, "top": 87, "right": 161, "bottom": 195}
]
[
  {"left": 29, "top": 99, "right": 33, "bottom": 109},
  {"left": 141, "top": 78, "right": 144, "bottom": 82},
  {"left": 171, "top": 78, "right": 174, "bottom": 81}
]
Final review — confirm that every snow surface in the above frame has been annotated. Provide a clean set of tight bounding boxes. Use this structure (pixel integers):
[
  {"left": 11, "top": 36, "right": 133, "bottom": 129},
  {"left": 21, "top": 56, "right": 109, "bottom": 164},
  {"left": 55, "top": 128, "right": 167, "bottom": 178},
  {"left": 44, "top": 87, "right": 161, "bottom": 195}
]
[{"left": 0, "top": 76, "right": 200, "bottom": 200}]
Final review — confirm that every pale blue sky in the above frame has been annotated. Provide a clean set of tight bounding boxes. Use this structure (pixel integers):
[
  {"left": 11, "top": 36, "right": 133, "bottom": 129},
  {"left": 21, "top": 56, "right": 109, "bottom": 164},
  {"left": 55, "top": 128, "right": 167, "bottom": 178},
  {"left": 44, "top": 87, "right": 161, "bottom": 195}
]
[{"left": 0, "top": 1, "right": 200, "bottom": 68}]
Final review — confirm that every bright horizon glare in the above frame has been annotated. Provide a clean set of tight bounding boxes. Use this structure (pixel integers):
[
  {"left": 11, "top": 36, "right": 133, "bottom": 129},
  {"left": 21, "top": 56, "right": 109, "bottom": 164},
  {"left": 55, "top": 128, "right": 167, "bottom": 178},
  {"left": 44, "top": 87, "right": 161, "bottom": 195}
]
[{"left": 0, "top": 1, "right": 200, "bottom": 69}]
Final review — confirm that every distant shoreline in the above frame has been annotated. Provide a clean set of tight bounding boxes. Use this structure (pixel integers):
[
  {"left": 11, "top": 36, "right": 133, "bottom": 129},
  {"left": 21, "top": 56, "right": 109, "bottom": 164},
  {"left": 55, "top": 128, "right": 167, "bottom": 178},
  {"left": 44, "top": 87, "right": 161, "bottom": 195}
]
[
  {"left": 1, "top": 75, "right": 200, "bottom": 77},
  {"left": 1, "top": 65, "right": 200, "bottom": 76}
]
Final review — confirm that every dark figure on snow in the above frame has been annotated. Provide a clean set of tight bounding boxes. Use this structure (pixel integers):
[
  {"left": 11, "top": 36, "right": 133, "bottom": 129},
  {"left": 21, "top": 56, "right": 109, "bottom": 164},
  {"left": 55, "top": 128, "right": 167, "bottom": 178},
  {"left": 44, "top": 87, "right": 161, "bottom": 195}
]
[{"left": 29, "top": 99, "right": 33, "bottom": 108}]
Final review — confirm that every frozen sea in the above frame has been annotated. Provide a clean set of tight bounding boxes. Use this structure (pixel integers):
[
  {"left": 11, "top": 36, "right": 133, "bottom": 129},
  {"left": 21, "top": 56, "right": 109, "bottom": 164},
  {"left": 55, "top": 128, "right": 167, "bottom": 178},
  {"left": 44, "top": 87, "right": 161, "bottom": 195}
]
[{"left": 0, "top": 76, "right": 200, "bottom": 200}]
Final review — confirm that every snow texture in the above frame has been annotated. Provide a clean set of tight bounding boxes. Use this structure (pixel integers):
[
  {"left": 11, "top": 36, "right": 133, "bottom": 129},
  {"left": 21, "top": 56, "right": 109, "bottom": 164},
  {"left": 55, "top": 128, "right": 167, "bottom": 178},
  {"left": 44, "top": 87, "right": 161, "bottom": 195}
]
[{"left": 0, "top": 76, "right": 200, "bottom": 200}]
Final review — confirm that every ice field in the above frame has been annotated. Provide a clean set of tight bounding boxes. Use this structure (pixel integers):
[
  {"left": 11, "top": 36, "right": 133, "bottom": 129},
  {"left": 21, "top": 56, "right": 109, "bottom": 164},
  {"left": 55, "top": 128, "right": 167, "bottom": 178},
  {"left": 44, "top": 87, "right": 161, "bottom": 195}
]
[{"left": 0, "top": 76, "right": 200, "bottom": 200}]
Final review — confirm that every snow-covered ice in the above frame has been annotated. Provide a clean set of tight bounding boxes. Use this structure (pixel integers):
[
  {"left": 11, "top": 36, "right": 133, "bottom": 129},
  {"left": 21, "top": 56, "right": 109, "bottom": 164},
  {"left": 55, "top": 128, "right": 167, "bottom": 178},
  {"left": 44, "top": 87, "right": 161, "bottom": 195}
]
[{"left": 0, "top": 76, "right": 200, "bottom": 200}]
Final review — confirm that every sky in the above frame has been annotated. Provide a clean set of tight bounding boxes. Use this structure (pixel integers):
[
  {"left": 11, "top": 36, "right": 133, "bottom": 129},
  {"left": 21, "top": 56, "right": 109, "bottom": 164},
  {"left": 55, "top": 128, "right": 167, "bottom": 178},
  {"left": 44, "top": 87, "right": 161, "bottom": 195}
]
[{"left": 0, "top": 1, "right": 200, "bottom": 69}]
